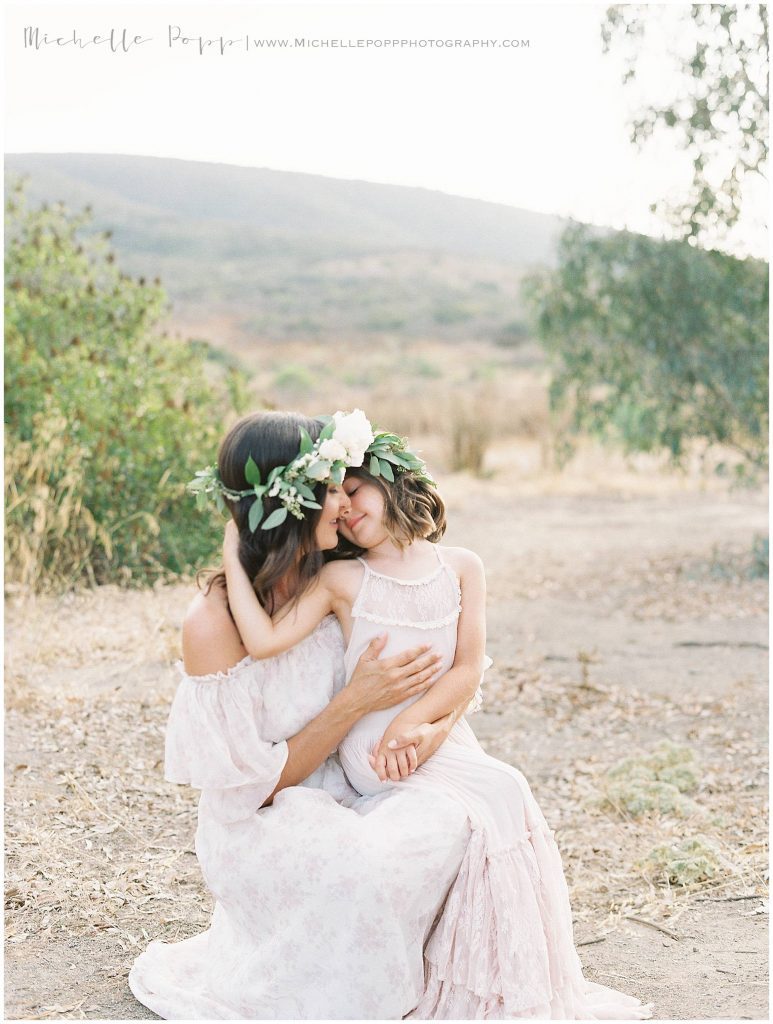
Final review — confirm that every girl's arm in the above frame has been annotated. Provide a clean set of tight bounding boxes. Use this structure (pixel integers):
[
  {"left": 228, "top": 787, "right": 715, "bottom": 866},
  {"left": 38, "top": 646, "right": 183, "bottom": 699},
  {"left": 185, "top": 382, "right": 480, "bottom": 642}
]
[
  {"left": 381, "top": 547, "right": 487, "bottom": 729},
  {"left": 223, "top": 521, "right": 334, "bottom": 658},
  {"left": 368, "top": 694, "right": 472, "bottom": 782}
]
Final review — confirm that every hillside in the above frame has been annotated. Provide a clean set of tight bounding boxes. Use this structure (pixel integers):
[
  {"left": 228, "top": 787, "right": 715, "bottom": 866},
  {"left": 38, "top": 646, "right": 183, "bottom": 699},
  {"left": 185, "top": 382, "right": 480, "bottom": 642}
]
[{"left": 5, "top": 153, "right": 564, "bottom": 350}]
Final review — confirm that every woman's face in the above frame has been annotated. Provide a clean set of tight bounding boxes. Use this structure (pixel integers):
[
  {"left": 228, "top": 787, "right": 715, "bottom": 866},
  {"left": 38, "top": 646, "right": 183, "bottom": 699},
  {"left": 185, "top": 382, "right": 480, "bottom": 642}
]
[
  {"left": 338, "top": 476, "right": 388, "bottom": 549},
  {"left": 313, "top": 483, "right": 351, "bottom": 550}
]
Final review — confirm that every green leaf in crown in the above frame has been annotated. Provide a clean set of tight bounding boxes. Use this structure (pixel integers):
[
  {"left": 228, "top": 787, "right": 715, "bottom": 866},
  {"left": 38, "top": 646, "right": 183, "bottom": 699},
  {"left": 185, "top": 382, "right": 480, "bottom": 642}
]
[{"left": 187, "top": 412, "right": 435, "bottom": 532}]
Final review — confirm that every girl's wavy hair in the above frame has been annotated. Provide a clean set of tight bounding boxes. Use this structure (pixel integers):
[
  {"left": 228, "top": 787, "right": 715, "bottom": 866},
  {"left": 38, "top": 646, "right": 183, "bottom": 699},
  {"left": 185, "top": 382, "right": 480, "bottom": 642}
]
[
  {"left": 199, "top": 411, "right": 326, "bottom": 614},
  {"left": 329, "top": 465, "right": 446, "bottom": 561}
]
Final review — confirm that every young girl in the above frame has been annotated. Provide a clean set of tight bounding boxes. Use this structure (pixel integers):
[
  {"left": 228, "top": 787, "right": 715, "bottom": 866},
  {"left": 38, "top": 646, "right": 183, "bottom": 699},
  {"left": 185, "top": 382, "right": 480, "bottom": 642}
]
[
  {"left": 224, "top": 465, "right": 486, "bottom": 797},
  {"left": 223, "top": 414, "right": 653, "bottom": 1020}
]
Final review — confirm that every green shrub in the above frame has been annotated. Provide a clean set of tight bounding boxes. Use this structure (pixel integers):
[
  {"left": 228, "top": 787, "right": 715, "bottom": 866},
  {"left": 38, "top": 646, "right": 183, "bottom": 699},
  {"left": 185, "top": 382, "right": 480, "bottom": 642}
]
[
  {"left": 494, "top": 319, "right": 530, "bottom": 347},
  {"left": 641, "top": 835, "right": 724, "bottom": 887},
  {"left": 5, "top": 181, "right": 246, "bottom": 589},
  {"left": 362, "top": 314, "right": 406, "bottom": 332},
  {"left": 273, "top": 363, "right": 315, "bottom": 394},
  {"left": 749, "top": 534, "right": 769, "bottom": 580},
  {"left": 433, "top": 303, "right": 472, "bottom": 325},
  {"left": 601, "top": 741, "right": 699, "bottom": 818}
]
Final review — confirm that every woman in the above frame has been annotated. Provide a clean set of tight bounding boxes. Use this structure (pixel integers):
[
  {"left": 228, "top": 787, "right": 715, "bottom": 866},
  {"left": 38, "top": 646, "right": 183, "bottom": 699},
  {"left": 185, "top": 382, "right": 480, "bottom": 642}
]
[
  {"left": 128, "top": 411, "right": 476, "bottom": 1020},
  {"left": 221, "top": 417, "right": 653, "bottom": 1020}
]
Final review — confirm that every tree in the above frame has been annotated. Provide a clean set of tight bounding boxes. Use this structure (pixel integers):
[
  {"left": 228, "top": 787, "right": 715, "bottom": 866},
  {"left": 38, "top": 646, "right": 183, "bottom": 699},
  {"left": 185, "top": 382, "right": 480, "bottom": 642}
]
[
  {"left": 602, "top": 4, "right": 768, "bottom": 255},
  {"left": 523, "top": 224, "right": 768, "bottom": 474},
  {"left": 522, "top": 6, "right": 768, "bottom": 477},
  {"left": 5, "top": 180, "right": 248, "bottom": 589}
]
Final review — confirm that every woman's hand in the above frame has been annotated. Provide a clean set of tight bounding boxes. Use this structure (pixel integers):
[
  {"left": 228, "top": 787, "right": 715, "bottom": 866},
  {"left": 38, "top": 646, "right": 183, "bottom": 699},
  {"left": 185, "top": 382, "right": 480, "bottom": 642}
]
[
  {"left": 369, "top": 713, "right": 456, "bottom": 782},
  {"left": 343, "top": 635, "right": 443, "bottom": 717}
]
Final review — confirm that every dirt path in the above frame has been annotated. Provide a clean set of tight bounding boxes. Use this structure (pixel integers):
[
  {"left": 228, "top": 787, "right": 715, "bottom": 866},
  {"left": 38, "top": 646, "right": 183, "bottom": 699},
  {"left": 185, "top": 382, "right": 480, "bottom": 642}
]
[{"left": 5, "top": 483, "right": 768, "bottom": 1020}]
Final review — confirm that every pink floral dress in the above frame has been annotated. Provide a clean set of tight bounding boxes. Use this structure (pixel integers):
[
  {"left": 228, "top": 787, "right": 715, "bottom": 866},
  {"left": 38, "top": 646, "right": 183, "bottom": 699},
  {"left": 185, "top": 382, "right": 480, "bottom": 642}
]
[
  {"left": 129, "top": 550, "right": 653, "bottom": 1019},
  {"left": 128, "top": 614, "right": 470, "bottom": 1019},
  {"left": 338, "top": 548, "right": 653, "bottom": 1019}
]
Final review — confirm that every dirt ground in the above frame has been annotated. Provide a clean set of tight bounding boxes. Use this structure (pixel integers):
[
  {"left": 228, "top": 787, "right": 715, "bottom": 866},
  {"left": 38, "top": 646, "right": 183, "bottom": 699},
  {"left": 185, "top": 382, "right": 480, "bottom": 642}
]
[{"left": 5, "top": 453, "right": 769, "bottom": 1021}]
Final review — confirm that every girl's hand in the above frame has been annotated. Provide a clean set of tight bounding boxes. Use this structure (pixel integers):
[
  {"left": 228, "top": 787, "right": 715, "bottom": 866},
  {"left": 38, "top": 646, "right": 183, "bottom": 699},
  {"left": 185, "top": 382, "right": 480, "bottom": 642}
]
[
  {"left": 367, "top": 722, "right": 434, "bottom": 782},
  {"left": 345, "top": 635, "right": 443, "bottom": 716},
  {"left": 223, "top": 519, "right": 240, "bottom": 560},
  {"left": 369, "top": 709, "right": 457, "bottom": 782},
  {"left": 368, "top": 741, "right": 418, "bottom": 782}
]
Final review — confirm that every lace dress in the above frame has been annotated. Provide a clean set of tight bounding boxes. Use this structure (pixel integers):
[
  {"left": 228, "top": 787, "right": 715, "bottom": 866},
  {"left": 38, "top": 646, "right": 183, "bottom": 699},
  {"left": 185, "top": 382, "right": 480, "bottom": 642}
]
[
  {"left": 128, "top": 615, "right": 471, "bottom": 1019},
  {"left": 339, "top": 549, "right": 653, "bottom": 1020}
]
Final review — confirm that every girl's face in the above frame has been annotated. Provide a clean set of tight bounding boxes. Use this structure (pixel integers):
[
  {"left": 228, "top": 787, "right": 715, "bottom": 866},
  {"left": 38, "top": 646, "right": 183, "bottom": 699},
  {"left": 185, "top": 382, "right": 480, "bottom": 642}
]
[
  {"left": 339, "top": 476, "right": 388, "bottom": 549},
  {"left": 314, "top": 483, "right": 351, "bottom": 550}
]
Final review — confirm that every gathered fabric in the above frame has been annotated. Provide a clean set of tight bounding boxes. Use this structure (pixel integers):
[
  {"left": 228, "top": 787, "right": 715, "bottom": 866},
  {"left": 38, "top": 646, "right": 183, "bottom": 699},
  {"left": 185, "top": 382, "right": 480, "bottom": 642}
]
[
  {"left": 128, "top": 615, "right": 471, "bottom": 1020},
  {"left": 341, "top": 549, "right": 653, "bottom": 1020},
  {"left": 129, "top": 551, "right": 653, "bottom": 1019}
]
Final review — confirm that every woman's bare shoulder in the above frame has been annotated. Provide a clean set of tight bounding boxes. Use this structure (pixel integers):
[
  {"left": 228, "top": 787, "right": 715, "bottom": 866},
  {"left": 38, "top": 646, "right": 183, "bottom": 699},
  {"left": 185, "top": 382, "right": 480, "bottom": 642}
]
[{"left": 182, "top": 582, "right": 248, "bottom": 677}]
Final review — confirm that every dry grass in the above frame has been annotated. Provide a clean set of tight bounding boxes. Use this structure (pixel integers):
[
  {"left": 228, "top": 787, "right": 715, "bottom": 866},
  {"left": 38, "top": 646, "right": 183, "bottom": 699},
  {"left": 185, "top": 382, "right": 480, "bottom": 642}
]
[
  {"left": 244, "top": 339, "right": 553, "bottom": 475},
  {"left": 5, "top": 461, "right": 768, "bottom": 1019},
  {"left": 5, "top": 636, "right": 766, "bottom": 1018},
  {"left": 478, "top": 652, "right": 768, "bottom": 935},
  {"left": 5, "top": 412, "right": 112, "bottom": 591}
]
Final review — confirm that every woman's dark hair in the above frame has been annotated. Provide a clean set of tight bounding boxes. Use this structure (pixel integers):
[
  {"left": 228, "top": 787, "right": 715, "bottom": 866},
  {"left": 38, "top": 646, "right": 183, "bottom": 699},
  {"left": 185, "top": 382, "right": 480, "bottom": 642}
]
[
  {"left": 329, "top": 465, "right": 447, "bottom": 561},
  {"left": 200, "top": 411, "right": 325, "bottom": 614}
]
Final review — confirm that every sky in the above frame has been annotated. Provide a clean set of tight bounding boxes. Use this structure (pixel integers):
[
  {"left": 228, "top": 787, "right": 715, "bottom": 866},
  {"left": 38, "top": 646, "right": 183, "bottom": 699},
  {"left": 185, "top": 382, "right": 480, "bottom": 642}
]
[{"left": 4, "top": 1, "right": 767, "bottom": 256}]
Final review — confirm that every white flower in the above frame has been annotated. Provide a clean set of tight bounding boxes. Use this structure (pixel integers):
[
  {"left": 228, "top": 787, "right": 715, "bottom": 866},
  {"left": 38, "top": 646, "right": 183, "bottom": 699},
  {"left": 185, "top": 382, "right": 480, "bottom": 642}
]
[
  {"left": 317, "top": 438, "right": 348, "bottom": 462},
  {"left": 332, "top": 409, "right": 374, "bottom": 467}
]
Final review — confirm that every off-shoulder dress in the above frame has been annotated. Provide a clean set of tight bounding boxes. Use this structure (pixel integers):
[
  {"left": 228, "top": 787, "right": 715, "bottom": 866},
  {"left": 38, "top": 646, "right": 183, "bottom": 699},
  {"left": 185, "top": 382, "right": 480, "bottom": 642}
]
[{"left": 128, "top": 614, "right": 470, "bottom": 1020}]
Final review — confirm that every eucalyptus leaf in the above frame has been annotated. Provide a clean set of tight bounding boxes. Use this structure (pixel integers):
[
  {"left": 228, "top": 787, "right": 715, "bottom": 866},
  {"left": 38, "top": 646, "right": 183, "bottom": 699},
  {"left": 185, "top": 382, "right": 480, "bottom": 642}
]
[
  {"left": 306, "top": 459, "right": 331, "bottom": 481},
  {"left": 261, "top": 507, "right": 288, "bottom": 530},
  {"left": 248, "top": 498, "right": 264, "bottom": 532},
  {"left": 330, "top": 464, "right": 345, "bottom": 485},
  {"left": 295, "top": 482, "right": 317, "bottom": 501},
  {"left": 298, "top": 427, "right": 314, "bottom": 456},
  {"left": 369, "top": 455, "right": 381, "bottom": 476},
  {"left": 300, "top": 499, "right": 323, "bottom": 509},
  {"left": 244, "top": 454, "right": 261, "bottom": 486},
  {"left": 378, "top": 459, "right": 395, "bottom": 481},
  {"left": 374, "top": 450, "right": 406, "bottom": 466},
  {"left": 319, "top": 419, "right": 336, "bottom": 442}
]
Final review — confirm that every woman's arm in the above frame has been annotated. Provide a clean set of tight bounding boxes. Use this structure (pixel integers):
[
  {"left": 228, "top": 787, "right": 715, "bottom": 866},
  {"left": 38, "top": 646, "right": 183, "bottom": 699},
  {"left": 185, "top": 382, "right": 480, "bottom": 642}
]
[
  {"left": 183, "top": 591, "right": 445, "bottom": 805},
  {"left": 265, "top": 634, "right": 445, "bottom": 803},
  {"left": 223, "top": 521, "right": 335, "bottom": 658}
]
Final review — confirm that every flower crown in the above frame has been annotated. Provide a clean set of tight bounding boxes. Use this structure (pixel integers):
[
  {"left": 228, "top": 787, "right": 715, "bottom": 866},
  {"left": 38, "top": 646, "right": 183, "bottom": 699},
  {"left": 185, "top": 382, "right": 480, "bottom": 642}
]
[{"left": 187, "top": 409, "right": 435, "bottom": 531}]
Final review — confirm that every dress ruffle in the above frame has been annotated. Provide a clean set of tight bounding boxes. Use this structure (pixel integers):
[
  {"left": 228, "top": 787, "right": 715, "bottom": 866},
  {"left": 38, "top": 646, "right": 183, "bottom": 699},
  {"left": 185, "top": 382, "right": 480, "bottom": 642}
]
[
  {"left": 164, "top": 660, "right": 289, "bottom": 813},
  {"left": 163, "top": 616, "right": 346, "bottom": 823},
  {"left": 408, "top": 827, "right": 653, "bottom": 1021}
]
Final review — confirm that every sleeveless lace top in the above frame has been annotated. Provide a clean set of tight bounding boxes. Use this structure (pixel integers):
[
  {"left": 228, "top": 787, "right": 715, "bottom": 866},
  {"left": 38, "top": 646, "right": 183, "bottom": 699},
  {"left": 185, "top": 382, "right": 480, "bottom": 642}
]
[
  {"left": 338, "top": 548, "right": 487, "bottom": 797},
  {"left": 344, "top": 548, "right": 485, "bottom": 714},
  {"left": 351, "top": 555, "right": 462, "bottom": 630}
]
